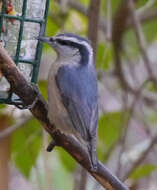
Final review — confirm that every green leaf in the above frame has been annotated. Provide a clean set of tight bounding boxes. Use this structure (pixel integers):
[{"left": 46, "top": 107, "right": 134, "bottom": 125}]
[
  {"left": 130, "top": 164, "right": 157, "bottom": 180},
  {"left": 124, "top": 30, "right": 140, "bottom": 57},
  {"left": 46, "top": 16, "right": 59, "bottom": 37},
  {"left": 124, "top": 21, "right": 157, "bottom": 57},
  {"left": 79, "top": 0, "right": 89, "bottom": 6},
  {"left": 11, "top": 119, "right": 42, "bottom": 178},
  {"left": 97, "top": 43, "right": 105, "bottom": 69},
  {"left": 147, "top": 112, "right": 157, "bottom": 124},
  {"left": 38, "top": 80, "right": 48, "bottom": 101},
  {"left": 96, "top": 43, "right": 113, "bottom": 70},
  {"left": 57, "top": 148, "right": 76, "bottom": 172},
  {"left": 98, "top": 112, "right": 124, "bottom": 160},
  {"left": 43, "top": 15, "right": 60, "bottom": 51},
  {"left": 101, "top": 0, "right": 123, "bottom": 16},
  {"left": 65, "top": 10, "right": 87, "bottom": 34},
  {"left": 143, "top": 20, "right": 157, "bottom": 42},
  {"left": 0, "top": 104, "right": 6, "bottom": 109}
]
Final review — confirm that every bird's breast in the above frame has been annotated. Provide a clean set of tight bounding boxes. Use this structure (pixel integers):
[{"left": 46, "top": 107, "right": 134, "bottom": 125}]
[{"left": 47, "top": 61, "right": 73, "bottom": 133}]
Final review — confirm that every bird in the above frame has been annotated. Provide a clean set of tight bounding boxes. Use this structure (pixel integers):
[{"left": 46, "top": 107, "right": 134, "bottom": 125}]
[{"left": 39, "top": 33, "right": 98, "bottom": 170}]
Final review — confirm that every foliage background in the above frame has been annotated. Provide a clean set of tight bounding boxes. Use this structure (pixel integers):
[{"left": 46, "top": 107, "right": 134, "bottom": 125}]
[{"left": 1, "top": 0, "right": 157, "bottom": 190}]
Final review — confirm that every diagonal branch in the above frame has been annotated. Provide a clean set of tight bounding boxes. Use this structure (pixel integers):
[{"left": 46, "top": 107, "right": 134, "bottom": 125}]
[
  {"left": 0, "top": 45, "right": 128, "bottom": 190},
  {"left": 122, "top": 132, "right": 157, "bottom": 181}
]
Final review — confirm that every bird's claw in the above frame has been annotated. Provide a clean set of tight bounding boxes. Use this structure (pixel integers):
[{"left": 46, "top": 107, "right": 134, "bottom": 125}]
[{"left": 47, "top": 139, "right": 57, "bottom": 152}]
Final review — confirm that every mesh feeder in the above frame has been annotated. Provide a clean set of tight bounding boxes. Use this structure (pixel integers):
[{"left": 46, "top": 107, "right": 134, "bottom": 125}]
[{"left": 0, "top": 0, "right": 50, "bottom": 105}]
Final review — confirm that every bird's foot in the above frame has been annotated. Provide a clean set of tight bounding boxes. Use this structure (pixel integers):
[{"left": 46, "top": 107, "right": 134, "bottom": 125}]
[{"left": 47, "top": 139, "right": 57, "bottom": 152}]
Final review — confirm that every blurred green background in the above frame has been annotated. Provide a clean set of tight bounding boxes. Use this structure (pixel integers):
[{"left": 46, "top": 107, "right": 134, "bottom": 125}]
[{"left": 1, "top": 0, "right": 157, "bottom": 190}]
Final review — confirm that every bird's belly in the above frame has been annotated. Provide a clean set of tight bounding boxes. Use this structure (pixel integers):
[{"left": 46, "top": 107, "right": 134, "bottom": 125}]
[{"left": 48, "top": 73, "right": 74, "bottom": 134}]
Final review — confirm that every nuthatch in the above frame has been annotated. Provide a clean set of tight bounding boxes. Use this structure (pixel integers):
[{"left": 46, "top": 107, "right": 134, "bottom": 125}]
[{"left": 39, "top": 33, "right": 98, "bottom": 169}]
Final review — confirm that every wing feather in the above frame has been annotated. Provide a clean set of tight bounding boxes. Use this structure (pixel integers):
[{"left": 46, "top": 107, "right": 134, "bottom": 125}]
[{"left": 56, "top": 64, "right": 98, "bottom": 141}]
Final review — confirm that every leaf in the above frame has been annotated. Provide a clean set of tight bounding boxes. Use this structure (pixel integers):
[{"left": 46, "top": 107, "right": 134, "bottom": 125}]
[
  {"left": 46, "top": 16, "right": 59, "bottom": 37},
  {"left": 38, "top": 80, "right": 48, "bottom": 101},
  {"left": 97, "top": 112, "right": 124, "bottom": 160},
  {"left": 130, "top": 164, "right": 157, "bottom": 180},
  {"left": 0, "top": 104, "right": 6, "bottom": 110},
  {"left": 101, "top": 0, "right": 123, "bottom": 16},
  {"left": 97, "top": 43, "right": 105, "bottom": 69},
  {"left": 143, "top": 20, "right": 157, "bottom": 42},
  {"left": 57, "top": 148, "right": 76, "bottom": 172},
  {"left": 11, "top": 119, "right": 42, "bottom": 178},
  {"left": 124, "top": 21, "right": 157, "bottom": 57},
  {"left": 65, "top": 10, "right": 87, "bottom": 34},
  {"left": 96, "top": 43, "right": 113, "bottom": 70},
  {"left": 79, "top": 0, "right": 89, "bottom": 6},
  {"left": 43, "top": 15, "right": 60, "bottom": 51}
]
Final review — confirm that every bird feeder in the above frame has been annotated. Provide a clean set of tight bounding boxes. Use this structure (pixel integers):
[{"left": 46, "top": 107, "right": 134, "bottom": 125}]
[{"left": 0, "top": 0, "right": 50, "bottom": 105}]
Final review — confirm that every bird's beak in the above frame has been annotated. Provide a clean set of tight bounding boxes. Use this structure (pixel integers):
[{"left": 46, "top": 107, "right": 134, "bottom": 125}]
[{"left": 38, "top": 36, "right": 50, "bottom": 44}]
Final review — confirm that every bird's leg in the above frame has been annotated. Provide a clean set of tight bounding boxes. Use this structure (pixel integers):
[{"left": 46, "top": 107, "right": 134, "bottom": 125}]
[{"left": 46, "top": 139, "right": 57, "bottom": 152}]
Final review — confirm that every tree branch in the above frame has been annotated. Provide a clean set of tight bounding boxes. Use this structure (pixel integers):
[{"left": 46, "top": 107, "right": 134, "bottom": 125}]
[
  {"left": 128, "top": 0, "right": 157, "bottom": 87},
  {"left": 112, "top": 1, "right": 133, "bottom": 92},
  {"left": 122, "top": 132, "right": 157, "bottom": 181},
  {"left": 0, "top": 45, "right": 128, "bottom": 190},
  {"left": 111, "top": 0, "right": 157, "bottom": 110},
  {"left": 88, "top": 0, "right": 101, "bottom": 62}
]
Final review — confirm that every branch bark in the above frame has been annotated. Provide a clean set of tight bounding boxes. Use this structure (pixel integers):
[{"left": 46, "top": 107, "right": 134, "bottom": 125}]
[
  {"left": 112, "top": 1, "right": 133, "bottom": 91},
  {"left": 0, "top": 45, "right": 128, "bottom": 190},
  {"left": 88, "top": 0, "right": 101, "bottom": 62}
]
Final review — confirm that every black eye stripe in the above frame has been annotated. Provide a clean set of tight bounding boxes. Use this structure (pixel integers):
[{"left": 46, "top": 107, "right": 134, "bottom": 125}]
[
  {"left": 56, "top": 39, "right": 70, "bottom": 46},
  {"left": 55, "top": 37, "right": 90, "bottom": 64},
  {"left": 56, "top": 39, "right": 83, "bottom": 49},
  {"left": 50, "top": 37, "right": 55, "bottom": 42}
]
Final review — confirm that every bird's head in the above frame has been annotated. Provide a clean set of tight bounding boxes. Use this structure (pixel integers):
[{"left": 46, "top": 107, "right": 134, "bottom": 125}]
[{"left": 39, "top": 33, "right": 93, "bottom": 64}]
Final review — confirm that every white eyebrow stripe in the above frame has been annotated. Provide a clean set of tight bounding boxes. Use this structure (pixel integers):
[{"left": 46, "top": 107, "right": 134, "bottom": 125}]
[{"left": 54, "top": 36, "right": 93, "bottom": 65}]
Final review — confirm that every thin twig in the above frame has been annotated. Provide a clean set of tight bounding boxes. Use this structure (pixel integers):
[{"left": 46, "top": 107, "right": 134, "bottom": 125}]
[
  {"left": 122, "top": 132, "right": 157, "bottom": 181},
  {"left": 112, "top": 0, "right": 157, "bottom": 109},
  {"left": 88, "top": 0, "right": 101, "bottom": 62},
  {"left": 116, "top": 80, "right": 149, "bottom": 179},
  {"left": 137, "top": 0, "right": 155, "bottom": 15},
  {"left": 112, "top": 0, "right": 134, "bottom": 92},
  {"left": 128, "top": 0, "right": 157, "bottom": 87},
  {"left": 116, "top": 92, "right": 129, "bottom": 178}
]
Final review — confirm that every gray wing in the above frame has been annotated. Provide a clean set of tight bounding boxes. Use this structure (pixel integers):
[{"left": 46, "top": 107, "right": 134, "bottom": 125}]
[{"left": 55, "top": 64, "right": 98, "bottom": 141}]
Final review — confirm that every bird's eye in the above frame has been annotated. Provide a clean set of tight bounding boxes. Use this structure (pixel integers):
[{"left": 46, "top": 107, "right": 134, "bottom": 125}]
[
  {"left": 57, "top": 39, "right": 69, "bottom": 46},
  {"left": 50, "top": 37, "right": 54, "bottom": 42}
]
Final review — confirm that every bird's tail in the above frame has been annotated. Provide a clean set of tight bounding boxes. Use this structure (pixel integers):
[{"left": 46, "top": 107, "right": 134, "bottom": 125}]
[{"left": 89, "top": 137, "right": 98, "bottom": 171}]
